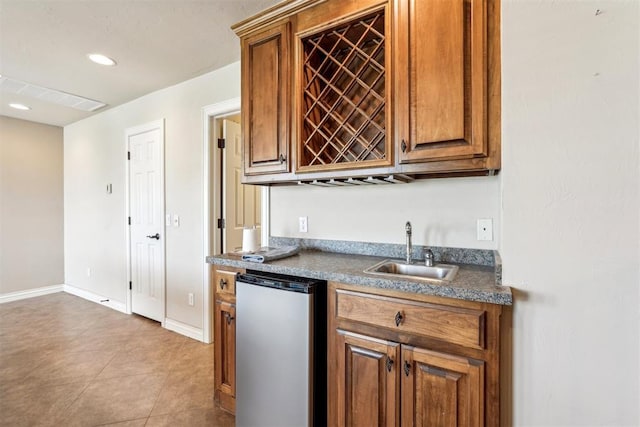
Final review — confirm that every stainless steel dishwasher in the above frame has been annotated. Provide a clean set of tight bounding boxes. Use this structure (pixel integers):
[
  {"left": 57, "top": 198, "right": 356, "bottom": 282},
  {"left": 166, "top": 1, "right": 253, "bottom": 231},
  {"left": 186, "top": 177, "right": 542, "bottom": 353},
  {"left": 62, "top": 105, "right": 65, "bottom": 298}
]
[{"left": 235, "top": 270, "right": 326, "bottom": 427}]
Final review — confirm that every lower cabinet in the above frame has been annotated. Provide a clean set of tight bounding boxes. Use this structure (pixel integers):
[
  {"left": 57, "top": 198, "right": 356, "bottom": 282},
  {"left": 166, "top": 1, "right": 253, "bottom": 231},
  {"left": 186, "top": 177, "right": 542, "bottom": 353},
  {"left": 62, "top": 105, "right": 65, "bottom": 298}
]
[
  {"left": 335, "top": 330, "right": 400, "bottom": 427},
  {"left": 214, "top": 299, "right": 236, "bottom": 412},
  {"left": 212, "top": 266, "right": 242, "bottom": 414},
  {"left": 401, "top": 346, "right": 484, "bottom": 427},
  {"left": 328, "top": 282, "right": 510, "bottom": 427}
]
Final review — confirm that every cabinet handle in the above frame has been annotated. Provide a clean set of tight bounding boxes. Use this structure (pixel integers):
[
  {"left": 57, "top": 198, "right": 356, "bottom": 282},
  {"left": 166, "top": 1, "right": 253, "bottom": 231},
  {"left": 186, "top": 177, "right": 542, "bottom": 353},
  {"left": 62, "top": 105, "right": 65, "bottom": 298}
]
[
  {"left": 225, "top": 313, "right": 235, "bottom": 325},
  {"left": 401, "top": 140, "right": 407, "bottom": 153},
  {"left": 386, "top": 357, "right": 394, "bottom": 372},
  {"left": 404, "top": 360, "right": 411, "bottom": 377},
  {"left": 219, "top": 278, "right": 227, "bottom": 289},
  {"left": 394, "top": 311, "right": 404, "bottom": 327},
  {"left": 279, "top": 154, "right": 286, "bottom": 163}
]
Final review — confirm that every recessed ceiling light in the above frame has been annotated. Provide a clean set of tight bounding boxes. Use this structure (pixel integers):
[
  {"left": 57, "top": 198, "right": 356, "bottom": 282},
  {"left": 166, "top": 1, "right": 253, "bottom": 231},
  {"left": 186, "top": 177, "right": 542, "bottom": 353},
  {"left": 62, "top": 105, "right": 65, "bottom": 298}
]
[
  {"left": 87, "top": 53, "right": 117, "bottom": 66},
  {"left": 9, "top": 103, "right": 31, "bottom": 110}
]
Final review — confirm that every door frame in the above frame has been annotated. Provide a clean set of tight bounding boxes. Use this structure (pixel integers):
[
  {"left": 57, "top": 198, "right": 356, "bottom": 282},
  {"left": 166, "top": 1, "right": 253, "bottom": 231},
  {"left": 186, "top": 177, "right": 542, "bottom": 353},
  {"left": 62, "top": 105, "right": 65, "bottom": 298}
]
[
  {"left": 202, "top": 99, "right": 270, "bottom": 343},
  {"left": 124, "top": 119, "right": 166, "bottom": 325}
]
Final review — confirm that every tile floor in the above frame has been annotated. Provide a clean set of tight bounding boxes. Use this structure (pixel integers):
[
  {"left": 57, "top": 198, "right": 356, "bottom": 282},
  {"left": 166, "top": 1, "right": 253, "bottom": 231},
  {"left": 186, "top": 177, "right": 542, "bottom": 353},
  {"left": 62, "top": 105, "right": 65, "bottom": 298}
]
[{"left": 0, "top": 292, "right": 234, "bottom": 427}]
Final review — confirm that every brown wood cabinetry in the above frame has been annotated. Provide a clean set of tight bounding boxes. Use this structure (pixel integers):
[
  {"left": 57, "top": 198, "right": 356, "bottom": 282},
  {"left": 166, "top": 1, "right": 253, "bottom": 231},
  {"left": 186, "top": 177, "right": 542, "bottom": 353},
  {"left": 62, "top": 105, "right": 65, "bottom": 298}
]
[
  {"left": 294, "top": 0, "right": 392, "bottom": 173},
  {"left": 402, "top": 346, "right": 484, "bottom": 427},
  {"left": 328, "top": 282, "right": 511, "bottom": 427},
  {"left": 212, "top": 266, "right": 242, "bottom": 414},
  {"left": 240, "top": 20, "right": 291, "bottom": 176},
  {"left": 335, "top": 330, "right": 400, "bottom": 427},
  {"left": 394, "top": 0, "right": 501, "bottom": 174},
  {"left": 233, "top": 0, "right": 501, "bottom": 183}
]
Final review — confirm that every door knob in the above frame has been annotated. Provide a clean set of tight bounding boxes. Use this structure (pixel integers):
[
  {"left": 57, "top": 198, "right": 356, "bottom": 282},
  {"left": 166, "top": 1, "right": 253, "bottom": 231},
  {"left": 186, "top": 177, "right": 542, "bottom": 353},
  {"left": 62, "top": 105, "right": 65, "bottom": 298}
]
[{"left": 146, "top": 233, "right": 160, "bottom": 240}]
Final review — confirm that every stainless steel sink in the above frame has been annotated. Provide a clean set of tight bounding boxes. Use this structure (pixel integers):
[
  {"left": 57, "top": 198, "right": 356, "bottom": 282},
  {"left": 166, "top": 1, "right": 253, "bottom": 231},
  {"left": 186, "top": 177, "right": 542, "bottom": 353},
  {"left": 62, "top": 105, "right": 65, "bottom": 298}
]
[{"left": 364, "top": 259, "right": 459, "bottom": 282}]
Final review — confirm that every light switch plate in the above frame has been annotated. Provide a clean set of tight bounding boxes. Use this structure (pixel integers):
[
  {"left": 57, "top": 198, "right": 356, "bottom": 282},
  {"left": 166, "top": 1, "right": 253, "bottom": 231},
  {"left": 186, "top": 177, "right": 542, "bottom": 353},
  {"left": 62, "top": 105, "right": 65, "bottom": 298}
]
[
  {"left": 477, "top": 218, "right": 493, "bottom": 241},
  {"left": 165, "top": 214, "right": 171, "bottom": 227}
]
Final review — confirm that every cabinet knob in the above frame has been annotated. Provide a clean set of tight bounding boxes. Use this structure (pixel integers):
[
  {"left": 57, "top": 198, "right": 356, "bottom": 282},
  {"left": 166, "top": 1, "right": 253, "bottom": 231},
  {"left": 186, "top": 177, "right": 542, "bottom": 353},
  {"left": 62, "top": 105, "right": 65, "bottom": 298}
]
[
  {"left": 279, "top": 154, "right": 286, "bottom": 163},
  {"left": 404, "top": 360, "right": 411, "bottom": 377},
  {"left": 386, "top": 357, "right": 394, "bottom": 372},
  {"left": 219, "top": 278, "right": 227, "bottom": 289},
  {"left": 225, "top": 313, "right": 235, "bottom": 325},
  {"left": 394, "top": 311, "right": 404, "bottom": 327},
  {"left": 401, "top": 140, "right": 407, "bottom": 153}
]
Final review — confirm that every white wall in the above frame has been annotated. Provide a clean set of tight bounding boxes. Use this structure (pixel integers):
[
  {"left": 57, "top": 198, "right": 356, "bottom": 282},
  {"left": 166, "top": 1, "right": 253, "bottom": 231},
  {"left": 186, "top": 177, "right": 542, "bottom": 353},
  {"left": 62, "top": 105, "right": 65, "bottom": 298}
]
[
  {"left": 64, "top": 62, "right": 240, "bottom": 329},
  {"left": 0, "top": 116, "right": 64, "bottom": 294},
  {"left": 501, "top": 1, "right": 639, "bottom": 424},
  {"left": 271, "top": 176, "right": 501, "bottom": 249}
]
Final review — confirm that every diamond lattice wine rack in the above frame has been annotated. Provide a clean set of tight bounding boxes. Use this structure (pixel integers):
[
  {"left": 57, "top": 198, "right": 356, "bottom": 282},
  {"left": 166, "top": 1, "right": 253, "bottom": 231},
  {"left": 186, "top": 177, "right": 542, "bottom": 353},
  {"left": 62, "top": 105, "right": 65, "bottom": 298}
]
[{"left": 298, "top": 9, "right": 389, "bottom": 171}]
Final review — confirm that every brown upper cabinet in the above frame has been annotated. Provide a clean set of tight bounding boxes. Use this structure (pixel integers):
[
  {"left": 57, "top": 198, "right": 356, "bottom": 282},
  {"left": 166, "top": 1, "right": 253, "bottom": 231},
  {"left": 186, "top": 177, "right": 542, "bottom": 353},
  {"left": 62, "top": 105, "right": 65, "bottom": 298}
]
[
  {"left": 233, "top": 0, "right": 500, "bottom": 184},
  {"left": 294, "top": 0, "right": 393, "bottom": 173},
  {"left": 240, "top": 20, "right": 291, "bottom": 176},
  {"left": 394, "top": 0, "right": 500, "bottom": 174}
]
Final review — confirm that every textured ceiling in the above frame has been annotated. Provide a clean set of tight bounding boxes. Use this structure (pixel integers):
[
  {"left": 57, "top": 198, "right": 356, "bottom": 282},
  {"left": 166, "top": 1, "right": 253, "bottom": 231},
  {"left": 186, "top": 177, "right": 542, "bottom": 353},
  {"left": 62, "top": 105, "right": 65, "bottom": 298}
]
[{"left": 0, "top": 0, "right": 282, "bottom": 127}]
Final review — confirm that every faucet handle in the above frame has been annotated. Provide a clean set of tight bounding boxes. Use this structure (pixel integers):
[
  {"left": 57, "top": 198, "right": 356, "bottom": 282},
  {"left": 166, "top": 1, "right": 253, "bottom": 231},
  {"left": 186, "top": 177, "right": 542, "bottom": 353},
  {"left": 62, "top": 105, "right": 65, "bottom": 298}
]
[{"left": 424, "top": 249, "right": 434, "bottom": 267}]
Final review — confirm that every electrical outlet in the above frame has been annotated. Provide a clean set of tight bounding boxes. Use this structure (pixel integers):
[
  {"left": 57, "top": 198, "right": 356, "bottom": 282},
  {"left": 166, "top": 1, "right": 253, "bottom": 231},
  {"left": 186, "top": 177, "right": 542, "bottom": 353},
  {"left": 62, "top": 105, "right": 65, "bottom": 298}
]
[
  {"left": 299, "top": 216, "right": 308, "bottom": 233},
  {"left": 173, "top": 215, "right": 180, "bottom": 227},
  {"left": 188, "top": 293, "right": 194, "bottom": 306},
  {"left": 477, "top": 218, "right": 493, "bottom": 241}
]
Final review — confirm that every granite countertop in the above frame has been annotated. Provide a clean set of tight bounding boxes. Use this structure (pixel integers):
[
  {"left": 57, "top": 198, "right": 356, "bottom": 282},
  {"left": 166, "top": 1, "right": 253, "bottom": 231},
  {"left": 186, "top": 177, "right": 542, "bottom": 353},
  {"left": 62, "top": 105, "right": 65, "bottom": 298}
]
[{"left": 207, "top": 244, "right": 512, "bottom": 305}]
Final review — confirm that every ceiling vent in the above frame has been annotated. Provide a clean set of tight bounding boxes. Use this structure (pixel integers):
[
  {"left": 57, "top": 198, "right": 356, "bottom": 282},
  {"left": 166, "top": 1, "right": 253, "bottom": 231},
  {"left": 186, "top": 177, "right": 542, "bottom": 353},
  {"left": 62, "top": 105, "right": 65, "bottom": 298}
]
[{"left": 0, "top": 76, "right": 106, "bottom": 112}]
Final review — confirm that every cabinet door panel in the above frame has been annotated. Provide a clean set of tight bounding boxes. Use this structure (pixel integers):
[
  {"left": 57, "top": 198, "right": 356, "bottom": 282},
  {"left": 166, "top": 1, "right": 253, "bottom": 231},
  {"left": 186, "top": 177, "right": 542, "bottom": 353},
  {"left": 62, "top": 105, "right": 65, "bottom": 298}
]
[
  {"left": 336, "top": 330, "right": 399, "bottom": 427},
  {"left": 214, "top": 299, "right": 236, "bottom": 412},
  {"left": 396, "top": 0, "right": 488, "bottom": 162},
  {"left": 242, "top": 21, "right": 290, "bottom": 175},
  {"left": 401, "top": 346, "right": 484, "bottom": 427}
]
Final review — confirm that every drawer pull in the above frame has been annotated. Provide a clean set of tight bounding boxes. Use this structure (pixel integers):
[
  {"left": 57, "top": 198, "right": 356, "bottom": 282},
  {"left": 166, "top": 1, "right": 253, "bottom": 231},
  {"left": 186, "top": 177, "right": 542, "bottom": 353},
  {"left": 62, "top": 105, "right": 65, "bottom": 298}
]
[
  {"left": 219, "top": 278, "right": 227, "bottom": 289},
  {"left": 386, "top": 357, "right": 394, "bottom": 372},
  {"left": 225, "top": 313, "right": 235, "bottom": 325},
  {"left": 404, "top": 360, "right": 411, "bottom": 377},
  {"left": 394, "top": 311, "right": 404, "bottom": 327}
]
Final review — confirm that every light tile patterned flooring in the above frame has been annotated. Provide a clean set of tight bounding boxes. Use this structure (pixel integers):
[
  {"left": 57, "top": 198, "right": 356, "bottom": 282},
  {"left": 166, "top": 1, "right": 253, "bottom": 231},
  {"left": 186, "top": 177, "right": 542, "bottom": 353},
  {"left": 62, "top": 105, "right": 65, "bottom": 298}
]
[{"left": 0, "top": 292, "right": 234, "bottom": 426}]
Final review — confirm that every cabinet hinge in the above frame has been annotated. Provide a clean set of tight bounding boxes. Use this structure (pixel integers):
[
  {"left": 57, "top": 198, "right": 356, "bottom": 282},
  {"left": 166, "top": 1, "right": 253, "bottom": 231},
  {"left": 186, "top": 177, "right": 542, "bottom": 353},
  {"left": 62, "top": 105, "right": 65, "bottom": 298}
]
[
  {"left": 217, "top": 218, "right": 225, "bottom": 229},
  {"left": 218, "top": 138, "right": 225, "bottom": 149},
  {"left": 128, "top": 217, "right": 131, "bottom": 225},
  {"left": 127, "top": 151, "right": 130, "bottom": 160},
  {"left": 129, "top": 281, "right": 132, "bottom": 290}
]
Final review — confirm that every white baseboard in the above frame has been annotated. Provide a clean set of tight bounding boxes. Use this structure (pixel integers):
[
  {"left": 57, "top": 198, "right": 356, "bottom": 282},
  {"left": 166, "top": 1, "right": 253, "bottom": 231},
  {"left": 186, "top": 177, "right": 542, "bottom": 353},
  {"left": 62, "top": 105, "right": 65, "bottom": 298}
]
[
  {"left": 63, "top": 284, "right": 128, "bottom": 314},
  {"left": 164, "top": 318, "right": 204, "bottom": 342},
  {"left": 0, "top": 284, "right": 64, "bottom": 304}
]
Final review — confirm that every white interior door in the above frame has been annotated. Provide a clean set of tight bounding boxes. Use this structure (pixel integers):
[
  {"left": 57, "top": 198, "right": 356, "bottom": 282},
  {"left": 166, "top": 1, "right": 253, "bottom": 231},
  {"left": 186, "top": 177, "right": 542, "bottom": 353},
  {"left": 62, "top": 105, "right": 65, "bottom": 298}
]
[
  {"left": 128, "top": 123, "right": 164, "bottom": 322},
  {"left": 223, "top": 119, "right": 261, "bottom": 252}
]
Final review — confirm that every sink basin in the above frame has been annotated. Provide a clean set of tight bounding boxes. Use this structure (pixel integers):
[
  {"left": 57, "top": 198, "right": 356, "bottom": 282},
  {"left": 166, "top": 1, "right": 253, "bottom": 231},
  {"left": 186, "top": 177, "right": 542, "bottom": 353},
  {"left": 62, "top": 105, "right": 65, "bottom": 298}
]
[{"left": 364, "top": 259, "right": 459, "bottom": 282}]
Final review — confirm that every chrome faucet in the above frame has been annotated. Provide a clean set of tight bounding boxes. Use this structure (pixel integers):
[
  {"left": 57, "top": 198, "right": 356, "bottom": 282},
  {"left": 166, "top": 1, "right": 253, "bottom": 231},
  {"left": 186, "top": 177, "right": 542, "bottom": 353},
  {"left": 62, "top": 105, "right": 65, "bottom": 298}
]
[{"left": 405, "top": 221, "right": 412, "bottom": 264}]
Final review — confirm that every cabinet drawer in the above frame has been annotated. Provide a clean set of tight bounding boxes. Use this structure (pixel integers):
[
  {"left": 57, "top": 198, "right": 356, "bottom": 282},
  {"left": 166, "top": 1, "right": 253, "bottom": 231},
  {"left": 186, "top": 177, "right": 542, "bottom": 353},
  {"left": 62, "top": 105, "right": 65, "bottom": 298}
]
[
  {"left": 335, "top": 289, "right": 486, "bottom": 349},
  {"left": 214, "top": 269, "right": 237, "bottom": 296}
]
